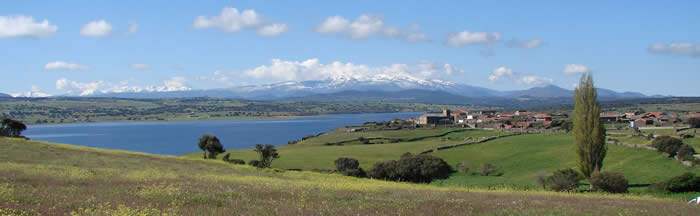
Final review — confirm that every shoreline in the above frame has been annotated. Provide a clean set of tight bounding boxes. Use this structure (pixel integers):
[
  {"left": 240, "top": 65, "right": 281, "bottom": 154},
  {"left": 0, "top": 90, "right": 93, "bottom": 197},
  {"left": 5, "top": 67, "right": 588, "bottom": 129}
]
[{"left": 24, "top": 115, "right": 324, "bottom": 127}]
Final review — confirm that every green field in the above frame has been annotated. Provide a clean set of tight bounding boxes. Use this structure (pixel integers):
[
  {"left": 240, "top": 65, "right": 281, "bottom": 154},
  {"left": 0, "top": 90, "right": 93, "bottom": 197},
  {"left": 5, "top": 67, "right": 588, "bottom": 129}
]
[
  {"left": 430, "top": 133, "right": 700, "bottom": 196},
  {"left": 182, "top": 128, "right": 508, "bottom": 170},
  {"left": 181, "top": 127, "right": 700, "bottom": 200},
  {"left": 2, "top": 138, "right": 700, "bottom": 215}
]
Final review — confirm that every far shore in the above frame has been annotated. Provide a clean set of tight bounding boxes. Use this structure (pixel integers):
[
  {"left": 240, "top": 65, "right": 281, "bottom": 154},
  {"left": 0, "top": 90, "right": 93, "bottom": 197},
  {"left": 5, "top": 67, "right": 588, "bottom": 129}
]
[{"left": 25, "top": 115, "right": 323, "bottom": 126}]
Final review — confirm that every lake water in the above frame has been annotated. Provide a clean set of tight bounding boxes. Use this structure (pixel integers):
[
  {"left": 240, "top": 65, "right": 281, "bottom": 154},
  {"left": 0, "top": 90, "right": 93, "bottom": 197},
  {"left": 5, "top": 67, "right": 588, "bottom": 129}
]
[{"left": 24, "top": 112, "right": 422, "bottom": 156}]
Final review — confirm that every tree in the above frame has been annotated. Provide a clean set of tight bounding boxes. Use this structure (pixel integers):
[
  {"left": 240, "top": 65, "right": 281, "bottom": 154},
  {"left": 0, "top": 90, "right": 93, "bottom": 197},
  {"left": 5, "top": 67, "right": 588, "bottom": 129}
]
[
  {"left": 688, "top": 117, "right": 700, "bottom": 128},
  {"left": 560, "top": 121, "right": 574, "bottom": 132},
  {"left": 254, "top": 144, "right": 280, "bottom": 168},
  {"left": 650, "top": 136, "right": 683, "bottom": 158},
  {"left": 573, "top": 73, "right": 607, "bottom": 180},
  {"left": 197, "top": 134, "right": 225, "bottom": 159},
  {"left": 0, "top": 119, "right": 26, "bottom": 137}
]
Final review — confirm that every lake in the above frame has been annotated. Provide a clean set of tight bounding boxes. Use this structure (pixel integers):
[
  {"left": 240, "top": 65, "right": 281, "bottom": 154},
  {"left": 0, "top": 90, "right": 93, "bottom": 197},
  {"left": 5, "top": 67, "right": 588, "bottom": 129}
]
[{"left": 24, "top": 112, "right": 422, "bottom": 156}]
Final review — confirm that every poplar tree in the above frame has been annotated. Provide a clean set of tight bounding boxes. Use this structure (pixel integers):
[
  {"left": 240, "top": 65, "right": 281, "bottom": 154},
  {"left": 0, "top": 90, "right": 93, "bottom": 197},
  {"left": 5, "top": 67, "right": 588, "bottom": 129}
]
[{"left": 573, "top": 73, "right": 606, "bottom": 179}]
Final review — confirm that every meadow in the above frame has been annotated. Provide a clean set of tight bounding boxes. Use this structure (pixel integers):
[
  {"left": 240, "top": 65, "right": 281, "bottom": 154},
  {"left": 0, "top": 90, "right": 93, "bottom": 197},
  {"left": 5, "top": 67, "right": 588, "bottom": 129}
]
[
  {"left": 2, "top": 137, "right": 700, "bottom": 215},
  {"left": 182, "top": 128, "right": 508, "bottom": 170},
  {"left": 184, "top": 126, "right": 700, "bottom": 200}
]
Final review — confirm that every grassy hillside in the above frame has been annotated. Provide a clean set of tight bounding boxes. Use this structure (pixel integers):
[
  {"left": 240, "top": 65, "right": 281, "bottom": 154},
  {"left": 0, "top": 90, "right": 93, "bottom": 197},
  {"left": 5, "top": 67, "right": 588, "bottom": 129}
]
[
  {"left": 2, "top": 138, "right": 700, "bottom": 215},
  {"left": 181, "top": 128, "right": 507, "bottom": 170},
  {"left": 430, "top": 134, "right": 700, "bottom": 194},
  {"left": 184, "top": 128, "right": 700, "bottom": 199}
]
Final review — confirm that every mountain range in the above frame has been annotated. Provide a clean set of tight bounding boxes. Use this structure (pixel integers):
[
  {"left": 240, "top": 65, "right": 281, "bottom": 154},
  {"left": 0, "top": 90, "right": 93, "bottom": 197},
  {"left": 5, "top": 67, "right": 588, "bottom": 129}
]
[
  {"left": 0, "top": 93, "right": 11, "bottom": 98},
  {"left": 96, "top": 73, "right": 650, "bottom": 100}
]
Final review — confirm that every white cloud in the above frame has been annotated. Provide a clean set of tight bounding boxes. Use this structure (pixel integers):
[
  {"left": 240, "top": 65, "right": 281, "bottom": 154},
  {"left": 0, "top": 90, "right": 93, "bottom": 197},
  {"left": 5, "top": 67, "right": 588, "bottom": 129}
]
[
  {"left": 193, "top": 7, "right": 261, "bottom": 32},
  {"left": 55, "top": 77, "right": 191, "bottom": 96},
  {"left": 507, "top": 38, "right": 544, "bottom": 50},
  {"left": 314, "top": 16, "right": 349, "bottom": 33},
  {"left": 447, "top": 31, "right": 501, "bottom": 48},
  {"left": 488, "top": 66, "right": 513, "bottom": 82},
  {"left": 192, "top": 7, "right": 287, "bottom": 37},
  {"left": 201, "top": 59, "right": 460, "bottom": 86},
  {"left": 517, "top": 76, "right": 553, "bottom": 85},
  {"left": 444, "top": 64, "right": 464, "bottom": 75},
  {"left": 80, "top": 20, "right": 112, "bottom": 37},
  {"left": 44, "top": 61, "right": 92, "bottom": 70},
  {"left": 648, "top": 43, "right": 700, "bottom": 57},
  {"left": 129, "top": 63, "right": 151, "bottom": 70},
  {"left": 0, "top": 15, "right": 58, "bottom": 39},
  {"left": 563, "top": 64, "right": 590, "bottom": 74},
  {"left": 126, "top": 23, "right": 138, "bottom": 35},
  {"left": 10, "top": 85, "right": 51, "bottom": 97},
  {"left": 256, "top": 23, "right": 288, "bottom": 37},
  {"left": 314, "top": 14, "right": 430, "bottom": 42},
  {"left": 488, "top": 66, "right": 552, "bottom": 86},
  {"left": 160, "top": 77, "right": 190, "bottom": 91},
  {"left": 56, "top": 78, "right": 104, "bottom": 96}
]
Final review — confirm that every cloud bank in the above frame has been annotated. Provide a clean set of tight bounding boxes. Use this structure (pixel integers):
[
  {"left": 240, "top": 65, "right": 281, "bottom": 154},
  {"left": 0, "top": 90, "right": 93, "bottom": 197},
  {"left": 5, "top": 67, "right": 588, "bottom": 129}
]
[
  {"left": 0, "top": 15, "right": 57, "bottom": 39},
  {"left": 314, "top": 14, "right": 430, "bottom": 42}
]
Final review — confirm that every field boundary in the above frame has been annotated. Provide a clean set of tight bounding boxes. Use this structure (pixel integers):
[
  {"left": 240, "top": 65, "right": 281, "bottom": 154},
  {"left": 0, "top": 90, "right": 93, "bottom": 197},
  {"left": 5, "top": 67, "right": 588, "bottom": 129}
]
[{"left": 418, "top": 133, "right": 525, "bottom": 154}]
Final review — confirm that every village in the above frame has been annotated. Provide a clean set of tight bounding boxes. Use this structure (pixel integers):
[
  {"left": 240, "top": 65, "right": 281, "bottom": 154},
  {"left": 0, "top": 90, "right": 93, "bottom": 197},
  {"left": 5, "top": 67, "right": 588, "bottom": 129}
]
[{"left": 409, "top": 109, "right": 700, "bottom": 130}]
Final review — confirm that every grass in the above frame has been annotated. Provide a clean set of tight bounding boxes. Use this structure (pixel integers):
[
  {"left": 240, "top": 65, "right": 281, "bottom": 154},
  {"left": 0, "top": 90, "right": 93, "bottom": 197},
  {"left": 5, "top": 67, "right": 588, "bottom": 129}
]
[
  {"left": 2, "top": 137, "right": 700, "bottom": 215},
  {"left": 429, "top": 133, "right": 700, "bottom": 199},
  {"left": 182, "top": 128, "right": 508, "bottom": 170}
]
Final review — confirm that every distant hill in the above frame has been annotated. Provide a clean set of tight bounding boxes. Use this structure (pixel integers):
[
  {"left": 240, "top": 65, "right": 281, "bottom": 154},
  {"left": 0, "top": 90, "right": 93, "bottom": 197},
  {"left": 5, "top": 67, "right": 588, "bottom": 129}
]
[
  {"left": 0, "top": 93, "right": 12, "bottom": 98},
  {"left": 289, "top": 89, "right": 477, "bottom": 105}
]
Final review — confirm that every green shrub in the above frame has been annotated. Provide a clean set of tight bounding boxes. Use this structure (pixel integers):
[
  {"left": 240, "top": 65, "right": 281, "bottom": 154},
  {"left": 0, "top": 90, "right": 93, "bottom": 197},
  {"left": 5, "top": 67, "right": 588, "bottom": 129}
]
[
  {"left": 688, "top": 117, "right": 700, "bottom": 128},
  {"left": 657, "top": 172, "right": 700, "bottom": 193},
  {"left": 368, "top": 160, "right": 399, "bottom": 180},
  {"left": 590, "top": 171, "right": 628, "bottom": 193},
  {"left": 335, "top": 157, "right": 360, "bottom": 172},
  {"left": 222, "top": 153, "right": 245, "bottom": 165},
  {"left": 369, "top": 154, "right": 453, "bottom": 183},
  {"left": 254, "top": 144, "right": 280, "bottom": 168},
  {"left": 650, "top": 136, "right": 683, "bottom": 157},
  {"left": 341, "top": 168, "right": 367, "bottom": 178},
  {"left": 547, "top": 168, "right": 583, "bottom": 192},
  {"left": 457, "top": 161, "right": 470, "bottom": 174},
  {"left": 478, "top": 163, "right": 496, "bottom": 176},
  {"left": 535, "top": 171, "right": 547, "bottom": 190},
  {"left": 677, "top": 144, "right": 696, "bottom": 161},
  {"left": 248, "top": 160, "right": 262, "bottom": 168}
]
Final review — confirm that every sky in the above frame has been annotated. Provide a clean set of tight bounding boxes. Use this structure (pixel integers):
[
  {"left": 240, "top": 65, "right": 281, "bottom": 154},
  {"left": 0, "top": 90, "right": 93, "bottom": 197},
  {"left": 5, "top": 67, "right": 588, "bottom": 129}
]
[{"left": 1, "top": 0, "right": 699, "bottom": 97}]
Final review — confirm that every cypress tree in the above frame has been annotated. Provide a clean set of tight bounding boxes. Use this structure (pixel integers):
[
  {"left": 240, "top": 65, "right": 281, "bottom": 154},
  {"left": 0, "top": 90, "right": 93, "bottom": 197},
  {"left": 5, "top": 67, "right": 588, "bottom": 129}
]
[{"left": 573, "top": 73, "right": 607, "bottom": 180}]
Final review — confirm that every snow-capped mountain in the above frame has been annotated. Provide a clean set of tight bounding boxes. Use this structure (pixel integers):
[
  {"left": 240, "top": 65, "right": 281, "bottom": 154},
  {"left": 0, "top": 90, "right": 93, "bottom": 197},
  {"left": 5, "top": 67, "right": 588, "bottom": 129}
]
[{"left": 94, "top": 73, "right": 646, "bottom": 101}]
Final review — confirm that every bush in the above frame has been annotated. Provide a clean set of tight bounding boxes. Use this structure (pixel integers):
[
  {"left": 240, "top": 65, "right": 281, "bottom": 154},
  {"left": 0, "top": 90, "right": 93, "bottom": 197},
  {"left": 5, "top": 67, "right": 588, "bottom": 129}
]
[
  {"left": 650, "top": 136, "right": 683, "bottom": 157},
  {"left": 341, "top": 168, "right": 367, "bottom": 178},
  {"left": 560, "top": 121, "right": 573, "bottom": 132},
  {"left": 369, "top": 154, "right": 453, "bottom": 183},
  {"left": 688, "top": 117, "right": 700, "bottom": 128},
  {"left": 590, "top": 171, "right": 629, "bottom": 193},
  {"left": 335, "top": 157, "right": 360, "bottom": 172},
  {"left": 457, "top": 161, "right": 470, "bottom": 174},
  {"left": 535, "top": 171, "right": 547, "bottom": 190},
  {"left": 248, "top": 160, "right": 262, "bottom": 168},
  {"left": 547, "top": 168, "right": 583, "bottom": 192},
  {"left": 656, "top": 172, "right": 700, "bottom": 193},
  {"left": 478, "top": 163, "right": 496, "bottom": 176},
  {"left": 677, "top": 144, "right": 697, "bottom": 161},
  {"left": 221, "top": 153, "right": 245, "bottom": 164},
  {"left": 368, "top": 160, "right": 399, "bottom": 180},
  {"left": 254, "top": 144, "right": 280, "bottom": 168}
]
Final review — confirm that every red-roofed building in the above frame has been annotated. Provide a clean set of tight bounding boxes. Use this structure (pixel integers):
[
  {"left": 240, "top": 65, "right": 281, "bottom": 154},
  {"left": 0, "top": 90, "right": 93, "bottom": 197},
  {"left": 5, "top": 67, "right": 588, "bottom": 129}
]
[
  {"left": 600, "top": 113, "right": 624, "bottom": 123},
  {"left": 687, "top": 113, "right": 700, "bottom": 119},
  {"left": 534, "top": 114, "right": 552, "bottom": 121}
]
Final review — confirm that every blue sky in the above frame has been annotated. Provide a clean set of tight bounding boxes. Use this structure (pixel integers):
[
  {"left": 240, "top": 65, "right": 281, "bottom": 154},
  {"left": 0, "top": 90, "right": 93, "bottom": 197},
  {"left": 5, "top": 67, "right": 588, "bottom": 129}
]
[{"left": 1, "top": 0, "right": 699, "bottom": 97}]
